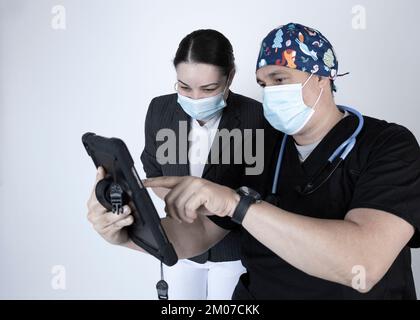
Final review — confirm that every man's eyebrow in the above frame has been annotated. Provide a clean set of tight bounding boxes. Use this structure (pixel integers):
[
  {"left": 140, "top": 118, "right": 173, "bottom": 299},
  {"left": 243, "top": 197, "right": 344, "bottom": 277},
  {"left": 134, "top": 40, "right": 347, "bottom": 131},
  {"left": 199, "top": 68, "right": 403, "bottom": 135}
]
[
  {"left": 268, "top": 71, "right": 289, "bottom": 77},
  {"left": 256, "top": 71, "right": 289, "bottom": 83}
]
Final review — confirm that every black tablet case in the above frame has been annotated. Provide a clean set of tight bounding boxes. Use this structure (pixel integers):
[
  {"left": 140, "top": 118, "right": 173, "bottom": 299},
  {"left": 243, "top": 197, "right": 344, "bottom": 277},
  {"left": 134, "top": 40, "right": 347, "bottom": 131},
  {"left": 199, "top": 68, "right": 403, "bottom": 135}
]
[{"left": 82, "top": 132, "right": 178, "bottom": 266}]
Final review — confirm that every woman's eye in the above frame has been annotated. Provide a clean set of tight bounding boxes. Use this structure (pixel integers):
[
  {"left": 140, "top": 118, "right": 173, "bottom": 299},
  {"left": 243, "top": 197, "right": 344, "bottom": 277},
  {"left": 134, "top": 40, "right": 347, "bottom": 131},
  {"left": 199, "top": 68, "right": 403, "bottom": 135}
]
[
  {"left": 275, "top": 78, "right": 284, "bottom": 83},
  {"left": 180, "top": 87, "right": 191, "bottom": 91},
  {"left": 203, "top": 88, "right": 216, "bottom": 92}
]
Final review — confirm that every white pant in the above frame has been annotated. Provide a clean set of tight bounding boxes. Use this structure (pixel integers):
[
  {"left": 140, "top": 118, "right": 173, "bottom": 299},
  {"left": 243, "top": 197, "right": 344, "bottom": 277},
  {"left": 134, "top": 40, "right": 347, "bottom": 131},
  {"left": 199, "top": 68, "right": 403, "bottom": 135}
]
[{"left": 163, "top": 259, "right": 246, "bottom": 300}]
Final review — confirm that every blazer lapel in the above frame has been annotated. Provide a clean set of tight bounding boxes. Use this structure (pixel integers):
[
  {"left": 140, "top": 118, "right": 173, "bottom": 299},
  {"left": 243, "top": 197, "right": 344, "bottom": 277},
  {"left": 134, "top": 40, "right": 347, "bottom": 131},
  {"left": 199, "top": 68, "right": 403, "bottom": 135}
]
[
  {"left": 167, "top": 104, "right": 190, "bottom": 177},
  {"left": 202, "top": 92, "right": 241, "bottom": 177}
]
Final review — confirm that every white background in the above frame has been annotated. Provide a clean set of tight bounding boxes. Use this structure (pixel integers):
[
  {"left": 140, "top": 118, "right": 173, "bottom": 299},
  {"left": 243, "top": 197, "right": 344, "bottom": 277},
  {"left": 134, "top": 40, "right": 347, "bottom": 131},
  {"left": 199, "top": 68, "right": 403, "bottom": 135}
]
[{"left": 0, "top": 0, "right": 419, "bottom": 299}]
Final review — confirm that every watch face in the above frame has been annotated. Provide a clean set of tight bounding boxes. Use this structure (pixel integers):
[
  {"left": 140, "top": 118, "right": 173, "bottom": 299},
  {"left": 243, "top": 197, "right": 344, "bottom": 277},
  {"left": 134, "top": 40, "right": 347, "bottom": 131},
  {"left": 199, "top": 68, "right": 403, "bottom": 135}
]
[{"left": 238, "top": 186, "right": 262, "bottom": 201}]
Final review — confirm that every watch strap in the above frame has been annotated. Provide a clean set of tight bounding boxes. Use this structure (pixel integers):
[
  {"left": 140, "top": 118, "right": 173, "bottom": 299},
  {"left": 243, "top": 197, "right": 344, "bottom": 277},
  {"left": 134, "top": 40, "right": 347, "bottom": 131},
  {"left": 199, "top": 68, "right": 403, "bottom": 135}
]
[{"left": 231, "top": 195, "right": 255, "bottom": 225}]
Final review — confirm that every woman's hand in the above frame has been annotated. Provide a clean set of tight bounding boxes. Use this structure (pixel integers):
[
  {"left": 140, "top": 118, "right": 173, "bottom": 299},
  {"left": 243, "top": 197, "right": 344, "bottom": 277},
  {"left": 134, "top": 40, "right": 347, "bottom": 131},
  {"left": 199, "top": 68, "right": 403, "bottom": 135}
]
[
  {"left": 143, "top": 176, "right": 240, "bottom": 223},
  {"left": 86, "top": 167, "right": 134, "bottom": 245}
]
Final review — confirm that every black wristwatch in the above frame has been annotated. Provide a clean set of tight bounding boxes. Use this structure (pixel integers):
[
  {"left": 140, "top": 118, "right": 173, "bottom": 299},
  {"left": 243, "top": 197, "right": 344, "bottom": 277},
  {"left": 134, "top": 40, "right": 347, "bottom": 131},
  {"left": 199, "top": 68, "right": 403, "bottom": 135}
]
[{"left": 231, "top": 187, "right": 262, "bottom": 225}]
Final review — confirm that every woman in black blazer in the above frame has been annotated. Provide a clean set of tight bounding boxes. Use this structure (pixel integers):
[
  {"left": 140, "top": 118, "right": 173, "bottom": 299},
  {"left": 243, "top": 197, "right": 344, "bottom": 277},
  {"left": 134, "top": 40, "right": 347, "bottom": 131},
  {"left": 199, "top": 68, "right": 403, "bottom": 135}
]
[{"left": 139, "top": 29, "right": 273, "bottom": 300}]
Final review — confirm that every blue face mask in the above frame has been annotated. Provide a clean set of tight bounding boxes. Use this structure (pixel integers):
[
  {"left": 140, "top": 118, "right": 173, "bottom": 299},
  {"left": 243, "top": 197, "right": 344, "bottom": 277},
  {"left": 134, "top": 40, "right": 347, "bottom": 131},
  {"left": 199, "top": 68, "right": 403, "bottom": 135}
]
[
  {"left": 262, "top": 73, "right": 323, "bottom": 135},
  {"left": 177, "top": 86, "right": 227, "bottom": 122}
]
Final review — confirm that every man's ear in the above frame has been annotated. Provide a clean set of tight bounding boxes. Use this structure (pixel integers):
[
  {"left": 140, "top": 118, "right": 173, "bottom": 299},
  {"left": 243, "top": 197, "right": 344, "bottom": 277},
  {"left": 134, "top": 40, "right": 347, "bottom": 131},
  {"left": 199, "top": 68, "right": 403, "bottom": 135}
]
[{"left": 318, "top": 76, "right": 330, "bottom": 89}]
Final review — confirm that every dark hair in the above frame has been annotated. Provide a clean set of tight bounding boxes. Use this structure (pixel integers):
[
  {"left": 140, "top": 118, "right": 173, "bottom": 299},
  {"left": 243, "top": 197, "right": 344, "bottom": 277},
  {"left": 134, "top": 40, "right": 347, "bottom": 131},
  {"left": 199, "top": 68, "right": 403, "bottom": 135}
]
[{"left": 173, "top": 29, "right": 235, "bottom": 77}]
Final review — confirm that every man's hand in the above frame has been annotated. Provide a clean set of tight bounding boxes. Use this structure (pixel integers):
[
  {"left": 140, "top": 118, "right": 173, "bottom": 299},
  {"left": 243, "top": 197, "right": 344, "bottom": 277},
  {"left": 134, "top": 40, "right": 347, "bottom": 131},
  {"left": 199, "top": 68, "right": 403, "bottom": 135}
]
[{"left": 143, "top": 176, "right": 240, "bottom": 223}]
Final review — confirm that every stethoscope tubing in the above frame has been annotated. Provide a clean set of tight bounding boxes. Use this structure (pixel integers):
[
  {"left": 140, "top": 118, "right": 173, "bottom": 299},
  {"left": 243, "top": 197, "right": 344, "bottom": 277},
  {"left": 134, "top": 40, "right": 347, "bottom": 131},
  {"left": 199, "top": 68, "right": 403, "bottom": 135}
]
[{"left": 271, "top": 105, "right": 364, "bottom": 194}]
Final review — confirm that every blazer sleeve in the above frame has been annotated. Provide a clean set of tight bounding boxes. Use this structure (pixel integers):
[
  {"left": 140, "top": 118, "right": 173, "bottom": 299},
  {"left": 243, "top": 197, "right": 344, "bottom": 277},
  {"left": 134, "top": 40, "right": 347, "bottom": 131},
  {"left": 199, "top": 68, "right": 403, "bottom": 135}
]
[{"left": 140, "top": 98, "right": 163, "bottom": 178}]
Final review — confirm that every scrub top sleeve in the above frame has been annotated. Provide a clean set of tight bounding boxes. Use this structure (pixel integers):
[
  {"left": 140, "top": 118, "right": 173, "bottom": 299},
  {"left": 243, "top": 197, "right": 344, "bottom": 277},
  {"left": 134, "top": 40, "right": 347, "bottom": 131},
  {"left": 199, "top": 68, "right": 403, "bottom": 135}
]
[
  {"left": 349, "top": 125, "right": 420, "bottom": 248},
  {"left": 140, "top": 98, "right": 164, "bottom": 178}
]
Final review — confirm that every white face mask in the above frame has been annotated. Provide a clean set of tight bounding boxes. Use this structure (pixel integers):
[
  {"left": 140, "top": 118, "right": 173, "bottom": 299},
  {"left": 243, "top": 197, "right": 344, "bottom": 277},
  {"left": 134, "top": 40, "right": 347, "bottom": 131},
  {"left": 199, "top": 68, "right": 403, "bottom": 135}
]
[
  {"left": 176, "top": 82, "right": 228, "bottom": 122},
  {"left": 177, "top": 91, "right": 226, "bottom": 121},
  {"left": 262, "top": 73, "right": 323, "bottom": 135}
]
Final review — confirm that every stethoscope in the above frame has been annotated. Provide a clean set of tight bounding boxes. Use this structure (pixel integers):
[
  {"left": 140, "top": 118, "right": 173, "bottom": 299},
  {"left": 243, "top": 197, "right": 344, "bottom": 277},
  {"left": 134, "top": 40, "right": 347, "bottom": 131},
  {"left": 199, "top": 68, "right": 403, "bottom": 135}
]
[{"left": 271, "top": 105, "right": 364, "bottom": 196}]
